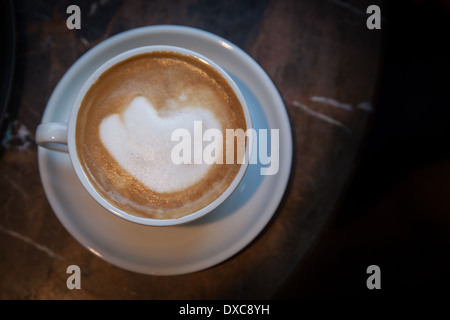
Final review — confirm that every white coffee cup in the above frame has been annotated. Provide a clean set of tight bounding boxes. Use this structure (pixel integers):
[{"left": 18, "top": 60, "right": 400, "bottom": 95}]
[{"left": 36, "top": 45, "right": 252, "bottom": 226}]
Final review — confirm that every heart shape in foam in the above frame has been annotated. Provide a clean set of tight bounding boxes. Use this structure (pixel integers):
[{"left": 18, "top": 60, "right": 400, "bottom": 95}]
[{"left": 99, "top": 96, "right": 222, "bottom": 193}]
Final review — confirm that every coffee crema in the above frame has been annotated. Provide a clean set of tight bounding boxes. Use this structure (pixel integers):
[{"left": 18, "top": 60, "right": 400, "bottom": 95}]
[{"left": 76, "top": 51, "right": 246, "bottom": 219}]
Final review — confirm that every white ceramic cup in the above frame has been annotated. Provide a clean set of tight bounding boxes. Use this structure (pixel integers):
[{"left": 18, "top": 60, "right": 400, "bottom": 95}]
[{"left": 36, "top": 45, "right": 252, "bottom": 226}]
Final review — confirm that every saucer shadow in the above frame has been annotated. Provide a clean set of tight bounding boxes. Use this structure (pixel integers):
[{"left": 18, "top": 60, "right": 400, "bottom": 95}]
[{"left": 185, "top": 73, "right": 270, "bottom": 227}]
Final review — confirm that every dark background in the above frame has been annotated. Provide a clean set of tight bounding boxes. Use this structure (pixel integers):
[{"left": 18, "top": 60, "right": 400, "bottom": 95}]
[{"left": 278, "top": 0, "right": 450, "bottom": 298}]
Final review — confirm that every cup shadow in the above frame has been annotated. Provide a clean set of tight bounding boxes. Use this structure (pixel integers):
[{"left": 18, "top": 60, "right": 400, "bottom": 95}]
[{"left": 184, "top": 73, "right": 270, "bottom": 227}]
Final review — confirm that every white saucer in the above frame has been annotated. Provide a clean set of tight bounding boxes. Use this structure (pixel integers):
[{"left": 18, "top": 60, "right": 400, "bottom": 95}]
[{"left": 38, "top": 25, "right": 293, "bottom": 275}]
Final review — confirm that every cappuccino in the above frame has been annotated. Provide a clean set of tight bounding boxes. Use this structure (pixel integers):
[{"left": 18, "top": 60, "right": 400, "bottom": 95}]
[{"left": 75, "top": 51, "right": 246, "bottom": 219}]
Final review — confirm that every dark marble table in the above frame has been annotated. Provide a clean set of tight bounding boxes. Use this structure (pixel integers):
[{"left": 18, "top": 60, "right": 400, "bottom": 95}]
[{"left": 0, "top": 0, "right": 381, "bottom": 299}]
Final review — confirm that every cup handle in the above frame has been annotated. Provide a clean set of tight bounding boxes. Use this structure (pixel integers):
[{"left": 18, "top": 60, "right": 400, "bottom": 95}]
[{"left": 35, "top": 122, "right": 69, "bottom": 153}]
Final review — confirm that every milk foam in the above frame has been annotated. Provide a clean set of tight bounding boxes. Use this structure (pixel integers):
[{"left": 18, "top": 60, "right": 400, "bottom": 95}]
[{"left": 99, "top": 96, "right": 222, "bottom": 193}]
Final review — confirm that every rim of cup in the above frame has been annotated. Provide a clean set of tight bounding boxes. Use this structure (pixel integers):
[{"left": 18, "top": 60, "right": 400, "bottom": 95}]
[{"left": 67, "top": 45, "right": 252, "bottom": 226}]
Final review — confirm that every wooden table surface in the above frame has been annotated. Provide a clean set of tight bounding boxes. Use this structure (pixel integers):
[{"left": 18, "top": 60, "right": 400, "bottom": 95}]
[{"left": 0, "top": 0, "right": 382, "bottom": 299}]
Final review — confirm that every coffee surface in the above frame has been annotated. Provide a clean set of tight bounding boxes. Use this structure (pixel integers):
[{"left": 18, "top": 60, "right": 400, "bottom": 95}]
[{"left": 76, "top": 51, "right": 246, "bottom": 219}]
